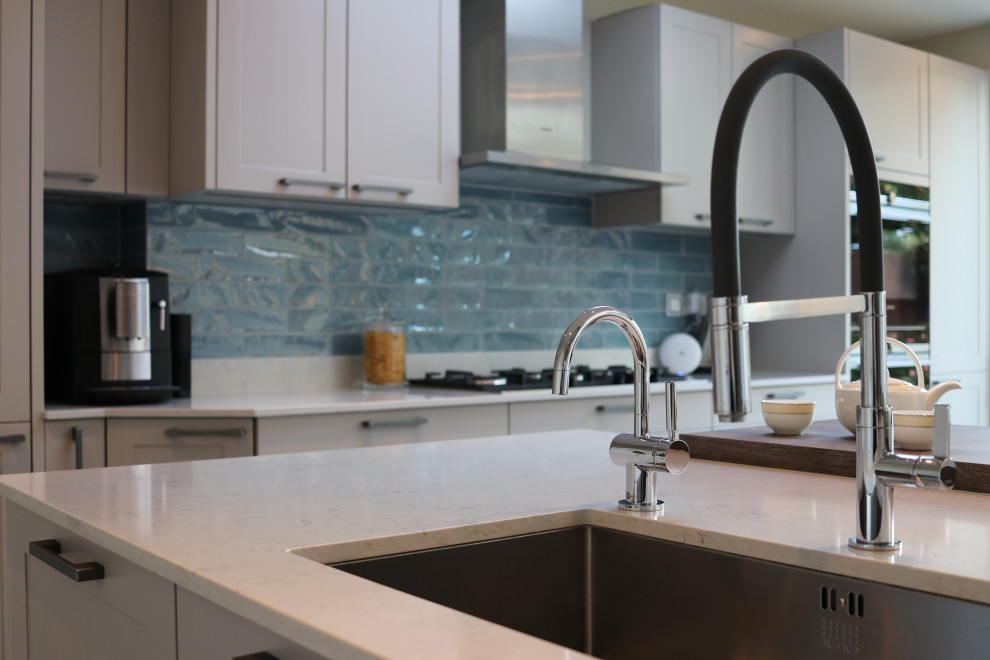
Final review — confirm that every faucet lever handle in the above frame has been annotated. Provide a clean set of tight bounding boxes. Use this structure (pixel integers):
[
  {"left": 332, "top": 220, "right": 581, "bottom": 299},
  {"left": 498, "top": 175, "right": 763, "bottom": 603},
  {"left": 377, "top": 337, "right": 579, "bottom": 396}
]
[
  {"left": 932, "top": 403, "right": 950, "bottom": 460},
  {"left": 665, "top": 381, "right": 678, "bottom": 440}
]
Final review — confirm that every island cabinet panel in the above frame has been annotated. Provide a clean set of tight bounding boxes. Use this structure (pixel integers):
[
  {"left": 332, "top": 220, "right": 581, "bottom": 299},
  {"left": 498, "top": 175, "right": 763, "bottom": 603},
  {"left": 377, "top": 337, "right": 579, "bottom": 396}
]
[
  {"left": 178, "top": 587, "right": 326, "bottom": 659},
  {"left": 106, "top": 417, "right": 254, "bottom": 467},
  {"left": 2, "top": 501, "right": 176, "bottom": 660},
  {"left": 509, "top": 391, "right": 714, "bottom": 435},
  {"left": 256, "top": 404, "right": 508, "bottom": 454},
  {"left": 43, "top": 419, "right": 106, "bottom": 471}
]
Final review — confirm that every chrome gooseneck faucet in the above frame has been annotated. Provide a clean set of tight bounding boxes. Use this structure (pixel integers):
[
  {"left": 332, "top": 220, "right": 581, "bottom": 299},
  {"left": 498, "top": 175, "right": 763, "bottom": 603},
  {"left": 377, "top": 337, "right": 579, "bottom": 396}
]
[
  {"left": 553, "top": 306, "right": 689, "bottom": 512},
  {"left": 708, "top": 50, "right": 955, "bottom": 551}
]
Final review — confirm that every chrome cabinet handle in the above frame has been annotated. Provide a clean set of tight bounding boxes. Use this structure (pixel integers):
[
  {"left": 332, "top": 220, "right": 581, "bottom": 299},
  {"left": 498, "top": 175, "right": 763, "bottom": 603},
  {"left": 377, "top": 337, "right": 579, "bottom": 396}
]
[
  {"left": 29, "top": 539, "right": 105, "bottom": 582},
  {"left": 163, "top": 428, "right": 247, "bottom": 438},
  {"left": 595, "top": 404, "right": 635, "bottom": 414},
  {"left": 44, "top": 170, "right": 99, "bottom": 183},
  {"left": 874, "top": 154, "right": 887, "bottom": 162},
  {"left": 233, "top": 653, "right": 280, "bottom": 660},
  {"left": 157, "top": 300, "right": 167, "bottom": 332},
  {"left": 71, "top": 426, "right": 84, "bottom": 470},
  {"left": 278, "top": 177, "right": 344, "bottom": 190},
  {"left": 738, "top": 217, "right": 775, "bottom": 227},
  {"left": 361, "top": 416, "right": 428, "bottom": 429},
  {"left": 0, "top": 434, "right": 26, "bottom": 444},
  {"left": 351, "top": 184, "right": 413, "bottom": 196},
  {"left": 764, "top": 391, "right": 806, "bottom": 400},
  {"left": 694, "top": 213, "right": 711, "bottom": 222}
]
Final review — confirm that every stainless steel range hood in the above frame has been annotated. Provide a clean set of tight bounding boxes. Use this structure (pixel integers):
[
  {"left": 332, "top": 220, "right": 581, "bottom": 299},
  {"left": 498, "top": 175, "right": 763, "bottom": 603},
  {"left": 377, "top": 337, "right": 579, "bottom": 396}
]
[{"left": 460, "top": 0, "right": 687, "bottom": 196}]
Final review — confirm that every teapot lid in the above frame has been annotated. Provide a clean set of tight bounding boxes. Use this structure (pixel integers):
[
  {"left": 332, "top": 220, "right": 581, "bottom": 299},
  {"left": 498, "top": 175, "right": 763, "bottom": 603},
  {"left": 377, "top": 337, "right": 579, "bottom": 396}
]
[{"left": 840, "top": 372, "right": 919, "bottom": 391}]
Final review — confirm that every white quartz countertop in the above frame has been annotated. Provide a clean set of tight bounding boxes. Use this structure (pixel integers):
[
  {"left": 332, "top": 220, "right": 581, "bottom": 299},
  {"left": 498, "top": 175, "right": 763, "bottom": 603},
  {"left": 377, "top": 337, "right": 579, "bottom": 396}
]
[
  {"left": 1, "top": 430, "right": 988, "bottom": 659},
  {"left": 43, "top": 371, "right": 832, "bottom": 420}
]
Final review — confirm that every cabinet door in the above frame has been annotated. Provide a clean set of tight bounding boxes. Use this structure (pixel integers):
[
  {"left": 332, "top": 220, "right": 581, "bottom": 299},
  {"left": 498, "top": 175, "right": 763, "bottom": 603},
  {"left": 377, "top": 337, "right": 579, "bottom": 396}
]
[
  {"left": 177, "top": 587, "right": 325, "bottom": 660},
  {"left": 3, "top": 501, "right": 176, "bottom": 660},
  {"left": 659, "top": 4, "right": 732, "bottom": 228},
  {"left": 106, "top": 418, "right": 254, "bottom": 467},
  {"left": 0, "top": 423, "right": 31, "bottom": 474},
  {"left": 216, "top": 0, "right": 347, "bottom": 198},
  {"left": 732, "top": 26, "right": 795, "bottom": 234},
  {"left": 929, "top": 56, "right": 989, "bottom": 377},
  {"left": 347, "top": 0, "right": 459, "bottom": 208},
  {"left": 256, "top": 404, "right": 508, "bottom": 455},
  {"left": 847, "top": 32, "right": 929, "bottom": 176},
  {"left": 44, "top": 419, "right": 106, "bottom": 471},
  {"left": 0, "top": 0, "right": 33, "bottom": 424},
  {"left": 44, "top": 0, "right": 126, "bottom": 192},
  {"left": 509, "top": 391, "right": 714, "bottom": 435}
]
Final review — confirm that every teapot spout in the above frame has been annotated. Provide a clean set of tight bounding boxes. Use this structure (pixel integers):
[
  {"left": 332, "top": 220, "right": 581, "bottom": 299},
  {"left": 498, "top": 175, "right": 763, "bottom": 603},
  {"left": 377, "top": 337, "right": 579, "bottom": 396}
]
[{"left": 926, "top": 380, "right": 962, "bottom": 408}]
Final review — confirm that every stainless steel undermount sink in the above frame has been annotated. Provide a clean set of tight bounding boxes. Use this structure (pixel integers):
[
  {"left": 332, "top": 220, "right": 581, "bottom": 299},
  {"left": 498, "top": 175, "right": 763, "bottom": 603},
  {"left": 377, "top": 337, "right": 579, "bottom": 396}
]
[{"left": 328, "top": 526, "right": 990, "bottom": 659}]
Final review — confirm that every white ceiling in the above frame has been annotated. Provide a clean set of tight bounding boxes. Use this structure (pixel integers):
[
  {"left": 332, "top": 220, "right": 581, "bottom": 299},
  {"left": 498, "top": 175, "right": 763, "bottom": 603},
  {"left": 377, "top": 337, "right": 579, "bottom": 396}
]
[{"left": 585, "top": 0, "right": 990, "bottom": 42}]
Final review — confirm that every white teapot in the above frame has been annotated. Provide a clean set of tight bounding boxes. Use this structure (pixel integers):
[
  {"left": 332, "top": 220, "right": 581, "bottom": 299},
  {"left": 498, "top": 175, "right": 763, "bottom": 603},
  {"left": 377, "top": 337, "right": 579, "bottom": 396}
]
[{"left": 834, "top": 337, "right": 961, "bottom": 433}]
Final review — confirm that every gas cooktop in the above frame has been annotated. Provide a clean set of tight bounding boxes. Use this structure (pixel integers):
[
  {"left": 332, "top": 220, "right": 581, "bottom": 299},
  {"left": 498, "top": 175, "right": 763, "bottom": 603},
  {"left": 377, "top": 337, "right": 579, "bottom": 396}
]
[{"left": 409, "top": 365, "right": 707, "bottom": 392}]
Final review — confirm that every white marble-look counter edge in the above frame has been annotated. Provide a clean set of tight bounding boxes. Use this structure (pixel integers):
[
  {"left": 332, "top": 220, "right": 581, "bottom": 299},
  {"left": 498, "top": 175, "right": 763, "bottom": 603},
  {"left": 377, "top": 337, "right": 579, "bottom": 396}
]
[
  {"left": 43, "top": 371, "right": 833, "bottom": 420},
  {"left": 0, "top": 431, "right": 988, "bottom": 660}
]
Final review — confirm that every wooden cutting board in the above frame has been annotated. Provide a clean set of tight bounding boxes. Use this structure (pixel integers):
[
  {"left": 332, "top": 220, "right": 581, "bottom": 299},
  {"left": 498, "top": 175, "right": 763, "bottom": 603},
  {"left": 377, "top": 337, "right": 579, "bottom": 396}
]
[{"left": 681, "top": 419, "right": 990, "bottom": 494}]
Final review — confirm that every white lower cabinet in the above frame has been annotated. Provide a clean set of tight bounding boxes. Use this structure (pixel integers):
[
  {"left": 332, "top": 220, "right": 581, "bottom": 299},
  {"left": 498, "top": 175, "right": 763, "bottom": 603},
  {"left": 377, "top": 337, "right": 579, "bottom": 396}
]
[
  {"left": 178, "top": 587, "right": 325, "bottom": 660},
  {"left": 256, "top": 404, "right": 508, "bottom": 455},
  {"left": 43, "top": 419, "right": 105, "bottom": 471},
  {"left": 106, "top": 417, "right": 253, "bottom": 467},
  {"left": 2, "top": 501, "right": 176, "bottom": 660},
  {"left": 930, "top": 372, "right": 988, "bottom": 427},
  {"left": 509, "top": 391, "right": 714, "bottom": 435}
]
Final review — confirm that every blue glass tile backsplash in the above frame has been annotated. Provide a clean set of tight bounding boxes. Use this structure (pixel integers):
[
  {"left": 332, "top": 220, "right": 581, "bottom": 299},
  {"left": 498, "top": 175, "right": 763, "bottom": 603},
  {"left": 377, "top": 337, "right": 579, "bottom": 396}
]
[{"left": 44, "top": 187, "right": 712, "bottom": 359}]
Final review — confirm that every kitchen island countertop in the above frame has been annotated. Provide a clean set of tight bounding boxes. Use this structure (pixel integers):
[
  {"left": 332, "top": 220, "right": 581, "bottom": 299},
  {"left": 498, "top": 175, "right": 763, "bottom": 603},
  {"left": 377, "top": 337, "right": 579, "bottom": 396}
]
[{"left": 1, "top": 430, "right": 989, "bottom": 659}]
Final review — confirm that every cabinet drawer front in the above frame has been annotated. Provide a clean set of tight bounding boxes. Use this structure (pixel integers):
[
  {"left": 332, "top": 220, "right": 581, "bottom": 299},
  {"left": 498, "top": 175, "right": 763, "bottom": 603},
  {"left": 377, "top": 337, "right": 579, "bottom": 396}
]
[
  {"left": 4, "top": 501, "right": 175, "bottom": 660},
  {"left": 106, "top": 418, "right": 254, "bottom": 467},
  {"left": 178, "top": 587, "right": 325, "bottom": 660},
  {"left": 44, "top": 419, "right": 106, "bottom": 470},
  {"left": 0, "top": 422, "right": 32, "bottom": 474},
  {"left": 257, "top": 404, "right": 508, "bottom": 455},
  {"left": 510, "top": 391, "right": 714, "bottom": 436}
]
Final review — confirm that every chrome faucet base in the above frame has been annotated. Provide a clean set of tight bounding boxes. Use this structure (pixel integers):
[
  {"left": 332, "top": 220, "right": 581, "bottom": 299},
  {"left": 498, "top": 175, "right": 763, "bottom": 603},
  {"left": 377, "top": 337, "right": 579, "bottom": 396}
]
[
  {"left": 848, "top": 536, "right": 901, "bottom": 551},
  {"left": 619, "top": 499, "right": 663, "bottom": 513}
]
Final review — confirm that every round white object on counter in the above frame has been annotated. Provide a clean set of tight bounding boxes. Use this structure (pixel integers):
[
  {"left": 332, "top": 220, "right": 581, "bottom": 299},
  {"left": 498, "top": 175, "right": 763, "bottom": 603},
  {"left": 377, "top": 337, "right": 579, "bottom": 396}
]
[
  {"left": 761, "top": 399, "right": 815, "bottom": 435},
  {"left": 659, "top": 332, "right": 703, "bottom": 375},
  {"left": 893, "top": 409, "right": 934, "bottom": 450}
]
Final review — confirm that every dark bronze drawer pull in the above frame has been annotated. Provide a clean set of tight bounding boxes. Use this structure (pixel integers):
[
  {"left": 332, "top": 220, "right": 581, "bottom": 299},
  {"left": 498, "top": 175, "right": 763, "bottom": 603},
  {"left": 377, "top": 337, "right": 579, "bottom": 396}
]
[
  {"left": 71, "top": 426, "right": 84, "bottom": 470},
  {"left": 29, "top": 539, "right": 105, "bottom": 582},
  {"left": 233, "top": 653, "right": 280, "bottom": 660},
  {"left": 361, "top": 416, "right": 429, "bottom": 429},
  {"left": 0, "top": 434, "right": 26, "bottom": 444},
  {"left": 164, "top": 428, "right": 247, "bottom": 438},
  {"left": 596, "top": 404, "right": 635, "bottom": 414}
]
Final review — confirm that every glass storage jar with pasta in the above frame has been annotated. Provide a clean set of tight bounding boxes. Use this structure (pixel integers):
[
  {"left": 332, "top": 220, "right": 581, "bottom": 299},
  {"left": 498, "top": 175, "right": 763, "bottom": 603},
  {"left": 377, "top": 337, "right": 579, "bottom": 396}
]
[{"left": 363, "top": 312, "right": 406, "bottom": 388}]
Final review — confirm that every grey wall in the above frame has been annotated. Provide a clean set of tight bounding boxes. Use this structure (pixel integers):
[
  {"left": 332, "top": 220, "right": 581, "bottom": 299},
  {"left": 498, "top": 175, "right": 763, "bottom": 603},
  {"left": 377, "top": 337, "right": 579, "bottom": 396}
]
[{"left": 44, "top": 187, "right": 712, "bottom": 359}]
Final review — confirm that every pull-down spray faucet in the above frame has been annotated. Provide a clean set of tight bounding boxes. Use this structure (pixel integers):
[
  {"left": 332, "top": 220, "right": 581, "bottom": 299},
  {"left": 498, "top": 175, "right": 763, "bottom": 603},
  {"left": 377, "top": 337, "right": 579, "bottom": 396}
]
[{"left": 708, "top": 50, "right": 955, "bottom": 550}]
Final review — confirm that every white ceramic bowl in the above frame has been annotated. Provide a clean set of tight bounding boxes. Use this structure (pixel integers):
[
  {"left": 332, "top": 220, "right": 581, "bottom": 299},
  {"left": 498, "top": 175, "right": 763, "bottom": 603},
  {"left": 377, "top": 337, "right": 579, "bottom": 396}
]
[
  {"left": 893, "top": 409, "right": 934, "bottom": 450},
  {"left": 761, "top": 399, "right": 816, "bottom": 436}
]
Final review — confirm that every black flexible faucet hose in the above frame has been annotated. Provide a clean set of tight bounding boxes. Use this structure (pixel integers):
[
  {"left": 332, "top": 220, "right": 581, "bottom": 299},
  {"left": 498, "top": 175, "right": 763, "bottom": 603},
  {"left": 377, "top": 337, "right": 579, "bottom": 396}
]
[{"left": 710, "top": 49, "right": 882, "bottom": 297}]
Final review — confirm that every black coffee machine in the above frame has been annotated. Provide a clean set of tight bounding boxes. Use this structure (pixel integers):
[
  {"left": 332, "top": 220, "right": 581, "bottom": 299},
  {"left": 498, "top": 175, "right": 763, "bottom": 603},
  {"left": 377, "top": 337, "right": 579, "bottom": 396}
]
[{"left": 45, "top": 268, "right": 175, "bottom": 404}]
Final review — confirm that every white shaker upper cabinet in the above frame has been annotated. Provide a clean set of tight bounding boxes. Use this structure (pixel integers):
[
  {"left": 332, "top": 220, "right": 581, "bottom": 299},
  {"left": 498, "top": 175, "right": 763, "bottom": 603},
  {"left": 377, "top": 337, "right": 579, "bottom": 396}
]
[
  {"left": 346, "top": 0, "right": 459, "bottom": 208},
  {"left": 44, "top": 0, "right": 126, "bottom": 193},
  {"left": 929, "top": 54, "right": 988, "bottom": 410},
  {"left": 732, "top": 26, "right": 795, "bottom": 235},
  {"left": 846, "top": 32, "right": 929, "bottom": 177},
  {"left": 216, "top": 0, "right": 347, "bottom": 198}
]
